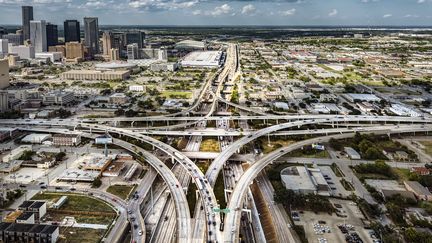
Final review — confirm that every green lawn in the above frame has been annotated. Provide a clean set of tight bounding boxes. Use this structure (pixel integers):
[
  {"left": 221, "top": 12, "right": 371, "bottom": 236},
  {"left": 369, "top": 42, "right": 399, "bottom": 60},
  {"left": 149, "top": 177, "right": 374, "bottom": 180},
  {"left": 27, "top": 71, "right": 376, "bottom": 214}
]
[
  {"left": 261, "top": 139, "right": 295, "bottom": 154},
  {"left": 392, "top": 168, "right": 412, "bottom": 182},
  {"left": 161, "top": 91, "right": 192, "bottom": 99},
  {"left": 331, "top": 163, "right": 345, "bottom": 177},
  {"left": 59, "top": 227, "right": 105, "bottom": 243},
  {"left": 106, "top": 185, "right": 135, "bottom": 200},
  {"left": 287, "top": 148, "right": 330, "bottom": 158},
  {"left": 196, "top": 161, "right": 210, "bottom": 173},
  {"left": 186, "top": 182, "right": 197, "bottom": 215},
  {"left": 200, "top": 138, "right": 221, "bottom": 152},
  {"left": 214, "top": 172, "right": 226, "bottom": 209},
  {"left": 420, "top": 141, "right": 432, "bottom": 156},
  {"left": 32, "top": 192, "right": 114, "bottom": 212},
  {"left": 340, "top": 179, "right": 355, "bottom": 191}
]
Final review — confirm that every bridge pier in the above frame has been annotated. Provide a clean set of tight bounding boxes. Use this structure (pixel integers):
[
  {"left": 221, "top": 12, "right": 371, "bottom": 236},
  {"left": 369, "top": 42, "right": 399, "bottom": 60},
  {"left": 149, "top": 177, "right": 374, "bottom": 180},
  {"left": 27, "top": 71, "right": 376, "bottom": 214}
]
[
  {"left": 224, "top": 189, "right": 232, "bottom": 203},
  {"left": 241, "top": 208, "right": 252, "bottom": 222},
  {"left": 131, "top": 121, "right": 135, "bottom": 128}
]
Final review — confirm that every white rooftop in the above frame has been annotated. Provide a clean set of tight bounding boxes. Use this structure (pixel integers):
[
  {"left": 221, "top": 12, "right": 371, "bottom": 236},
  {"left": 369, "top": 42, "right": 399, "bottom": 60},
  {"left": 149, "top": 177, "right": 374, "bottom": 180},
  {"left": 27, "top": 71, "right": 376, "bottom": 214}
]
[{"left": 181, "top": 51, "right": 222, "bottom": 68}]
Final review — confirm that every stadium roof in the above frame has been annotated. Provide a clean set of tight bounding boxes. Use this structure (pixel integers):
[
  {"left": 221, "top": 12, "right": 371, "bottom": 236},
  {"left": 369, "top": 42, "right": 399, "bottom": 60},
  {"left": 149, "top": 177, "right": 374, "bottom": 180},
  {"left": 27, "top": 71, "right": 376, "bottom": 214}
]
[{"left": 175, "top": 40, "right": 205, "bottom": 50}]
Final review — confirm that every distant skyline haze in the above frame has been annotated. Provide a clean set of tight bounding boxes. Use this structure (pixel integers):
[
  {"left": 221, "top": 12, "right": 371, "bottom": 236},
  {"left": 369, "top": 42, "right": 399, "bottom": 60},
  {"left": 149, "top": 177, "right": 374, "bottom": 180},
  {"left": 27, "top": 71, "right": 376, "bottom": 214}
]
[{"left": 0, "top": 0, "right": 431, "bottom": 26}]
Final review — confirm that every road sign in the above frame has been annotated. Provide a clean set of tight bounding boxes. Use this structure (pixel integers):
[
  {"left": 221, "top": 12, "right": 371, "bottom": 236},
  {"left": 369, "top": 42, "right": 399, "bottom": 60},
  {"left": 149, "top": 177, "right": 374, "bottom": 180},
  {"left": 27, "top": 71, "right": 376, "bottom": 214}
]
[{"left": 213, "top": 208, "right": 221, "bottom": 213}]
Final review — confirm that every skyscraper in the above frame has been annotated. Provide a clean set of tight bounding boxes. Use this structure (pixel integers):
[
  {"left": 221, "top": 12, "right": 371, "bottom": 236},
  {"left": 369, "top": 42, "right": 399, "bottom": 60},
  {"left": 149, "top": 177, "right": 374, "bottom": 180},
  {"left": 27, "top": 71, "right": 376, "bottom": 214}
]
[
  {"left": 22, "top": 6, "right": 33, "bottom": 43},
  {"left": 0, "top": 39, "right": 8, "bottom": 57},
  {"left": 30, "top": 20, "right": 47, "bottom": 53},
  {"left": 125, "top": 31, "right": 145, "bottom": 49},
  {"left": 0, "top": 59, "right": 10, "bottom": 90},
  {"left": 102, "top": 31, "right": 113, "bottom": 56},
  {"left": 46, "top": 23, "right": 58, "bottom": 47},
  {"left": 127, "top": 43, "right": 139, "bottom": 60},
  {"left": 84, "top": 17, "right": 99, "bottom": 56},
  {"left": 64, "top": 20, "right": 80, "bottom": 43}
]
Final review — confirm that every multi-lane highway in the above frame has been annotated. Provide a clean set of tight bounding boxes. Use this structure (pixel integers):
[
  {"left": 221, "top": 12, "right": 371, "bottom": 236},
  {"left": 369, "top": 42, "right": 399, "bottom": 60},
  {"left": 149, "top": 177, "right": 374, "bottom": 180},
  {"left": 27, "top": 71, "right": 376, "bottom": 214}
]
[
  {"left": 223, "top": 124, "right": 432, "bottom": 242},
  {"left": 206, "top": 116, "right": 432, "bottom": 187}
]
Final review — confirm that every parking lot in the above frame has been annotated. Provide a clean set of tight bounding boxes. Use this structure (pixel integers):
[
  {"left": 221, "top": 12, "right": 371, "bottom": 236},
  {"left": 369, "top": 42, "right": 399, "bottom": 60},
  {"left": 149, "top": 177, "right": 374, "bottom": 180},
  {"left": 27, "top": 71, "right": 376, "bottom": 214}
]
[
  {"left": 295, "top": 199, "right": 377, "bottom": 243},
  {"left": 4, "top": 167, "right": 46, "bottom": 184},
  {"left": 319, "top": 166, "right": 351, "bottom": 198}
]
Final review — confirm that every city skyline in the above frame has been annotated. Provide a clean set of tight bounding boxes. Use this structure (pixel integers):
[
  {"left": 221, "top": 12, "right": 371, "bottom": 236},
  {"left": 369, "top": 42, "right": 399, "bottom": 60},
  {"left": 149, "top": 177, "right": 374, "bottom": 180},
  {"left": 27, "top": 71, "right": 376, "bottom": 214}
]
[{"left": 0, "top": 0, "right": 431, "bottom": 26}]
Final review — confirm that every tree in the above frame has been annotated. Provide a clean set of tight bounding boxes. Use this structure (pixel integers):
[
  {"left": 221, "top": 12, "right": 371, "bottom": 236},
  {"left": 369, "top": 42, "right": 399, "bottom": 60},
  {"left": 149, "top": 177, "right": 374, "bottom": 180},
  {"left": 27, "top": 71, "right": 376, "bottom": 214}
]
[
  {"left": 92, "top": 178, "right": 102, "bottom": 188},
  {"left": 364, "top": 147, "right": 382, "bottom": 160},
  {"left": 114, "top": 109, "right": 125, "bottom": 116},
  {"left": 55, "top": 152, "right": 66, "bottom": 162},
  {"left": 19, "top": 150, "right": 35, "bottom": 160}
]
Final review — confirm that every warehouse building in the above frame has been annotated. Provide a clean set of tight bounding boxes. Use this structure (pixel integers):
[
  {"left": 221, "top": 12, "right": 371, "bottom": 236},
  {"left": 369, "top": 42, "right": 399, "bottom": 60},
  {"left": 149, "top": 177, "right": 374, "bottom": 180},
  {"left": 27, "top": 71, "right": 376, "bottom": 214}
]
[{"left": 280, "top": 166, "right": 331, "bottom": 196}]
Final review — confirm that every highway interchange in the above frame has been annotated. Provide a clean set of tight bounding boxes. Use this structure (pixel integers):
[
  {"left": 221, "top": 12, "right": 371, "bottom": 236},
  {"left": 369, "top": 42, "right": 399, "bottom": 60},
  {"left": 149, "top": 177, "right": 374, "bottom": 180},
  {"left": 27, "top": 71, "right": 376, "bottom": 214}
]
[{"left": 2, "top": 42, "right": 432, "bottom": 243}]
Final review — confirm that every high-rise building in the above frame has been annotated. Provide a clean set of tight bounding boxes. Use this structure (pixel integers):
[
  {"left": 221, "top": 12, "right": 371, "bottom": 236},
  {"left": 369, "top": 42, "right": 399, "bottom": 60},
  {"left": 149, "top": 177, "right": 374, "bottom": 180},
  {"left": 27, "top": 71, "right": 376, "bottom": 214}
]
[
  {"left": 0, "top": 90, "right": 8, "bottom": 112},
  {"left": 64, "top": 20, "right": 80, "bottom": 43},
  {"left": 127, "top": 43, "right": 139, "bottom": 60},
  {"left": 46, "top": 23, "right": 58, "bottom": 47},
  {"left": 0, "top": 59, "right": 10, "bottom": 90},
  {"left": 22, "top": 6, "right": 34, "bottom": 43},
  {"left": 65, "top": 42, "right": 84, "bottom": 59},
  {"left": 102, "top": 31, "right": 113, "bottom": 56},
  {"left": 84, "top": 17, "right": 99, "bottom": 56},
  {"left": 48, "top": 45, "right": 66, "bottom": 57},
  {"left": 10, "top": 45, "right": 35, "bottom": 59},
  {"left": 141, "top": 48, "right": 167, "bottom": 60},
  {"left": 0, "top": 39, "right": 8, "bottom": 57},
  {"left": 30, "top": 20, "right": 47, "bottom": 53},
  {"left": 2, "top": 31, "right": 22, "bottom": 46},
  {"left": 110, "top": 48, "right": 119, "bottom": 61},
  {"left": 125, "top": 31, "right": 145, "bottom": 49}
]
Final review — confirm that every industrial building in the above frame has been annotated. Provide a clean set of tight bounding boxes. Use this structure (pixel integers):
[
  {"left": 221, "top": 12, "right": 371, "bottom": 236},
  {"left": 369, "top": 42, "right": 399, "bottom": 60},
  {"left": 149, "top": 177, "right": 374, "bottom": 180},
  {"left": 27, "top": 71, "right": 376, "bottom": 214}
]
[
  {"left": 21, "top": 134, "right": 52, "bottom": 144},
  {"left": 404, "top": 181, "right": 432, "bottom": 201},
  {"left": 342, "top": 93, "right": 381, "bottom": 103},
  {"left": 365, "top": 179, "right": 416, "bottom": 200},
  {"left": 389, "top": 103, "right": 422, "bottom": 117},
  {"left": 280, "top": 166, "right": 331, "bottom": 196},
  {"left": 2, "top": 145, "right": 33, "bottom": 163}
]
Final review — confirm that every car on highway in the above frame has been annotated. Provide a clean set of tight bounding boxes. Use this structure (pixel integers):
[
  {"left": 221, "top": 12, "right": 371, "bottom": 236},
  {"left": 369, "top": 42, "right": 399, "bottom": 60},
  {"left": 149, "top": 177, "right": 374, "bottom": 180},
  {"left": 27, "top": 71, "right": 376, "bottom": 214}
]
[{"left": 138, "top": 230, "right": 143, "bottom": 236}]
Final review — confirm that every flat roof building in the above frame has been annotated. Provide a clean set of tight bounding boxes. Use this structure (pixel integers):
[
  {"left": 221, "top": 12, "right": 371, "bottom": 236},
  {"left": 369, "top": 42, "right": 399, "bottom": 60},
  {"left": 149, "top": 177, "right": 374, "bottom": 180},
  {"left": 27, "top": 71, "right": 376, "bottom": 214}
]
[
  {"left": 280, "top": 166, "right": 330, "bottom": 196},
  {"left": 343, "top": 93, "right": 381, "bottom": 103},
  {"left": 52, "top": 133, "right": 81, "bottom": 146},
  {"left": 404, "top": 181, "right": 432, "bottom": 201},
  {"left": 61, "top": 70, "right": 130, "bottom": 81},
  {"left": 181, "top": 51, "right": 223, "bottom": 68},
  {"left": 366, "top": 179, "right": 416, "bottom": 200}
]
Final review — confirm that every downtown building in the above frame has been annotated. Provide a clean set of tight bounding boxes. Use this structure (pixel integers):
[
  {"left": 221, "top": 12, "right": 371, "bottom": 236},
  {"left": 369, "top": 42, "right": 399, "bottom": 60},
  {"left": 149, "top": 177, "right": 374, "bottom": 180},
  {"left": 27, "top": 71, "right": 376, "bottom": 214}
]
[
  {"left": 64, "top": 20, "right": 80, "bottom": 43},
  {"left": 29, "top": 20, "right": 47, "bottom": 53},
  {"left": 21, "top": 6, "right": 33, "bottom": 43},
  {"left": 84, "top": 17, "right": 99, "bottom": 57}
]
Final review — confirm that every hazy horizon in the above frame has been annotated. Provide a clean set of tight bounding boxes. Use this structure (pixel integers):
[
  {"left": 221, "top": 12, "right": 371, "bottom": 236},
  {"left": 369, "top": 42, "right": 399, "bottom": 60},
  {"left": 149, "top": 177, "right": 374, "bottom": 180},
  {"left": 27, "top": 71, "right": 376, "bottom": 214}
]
[{"left": 1, "top": 0, "right": 432, "bottom": 26}]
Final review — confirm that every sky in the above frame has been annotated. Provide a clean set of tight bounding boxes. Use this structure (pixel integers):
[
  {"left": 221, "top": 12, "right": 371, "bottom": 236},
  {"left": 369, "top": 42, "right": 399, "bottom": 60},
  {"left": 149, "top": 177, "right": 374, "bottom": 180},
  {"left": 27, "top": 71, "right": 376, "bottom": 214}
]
[{"left": 0, "top": 0, "right": 431, "bottom": 26}]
